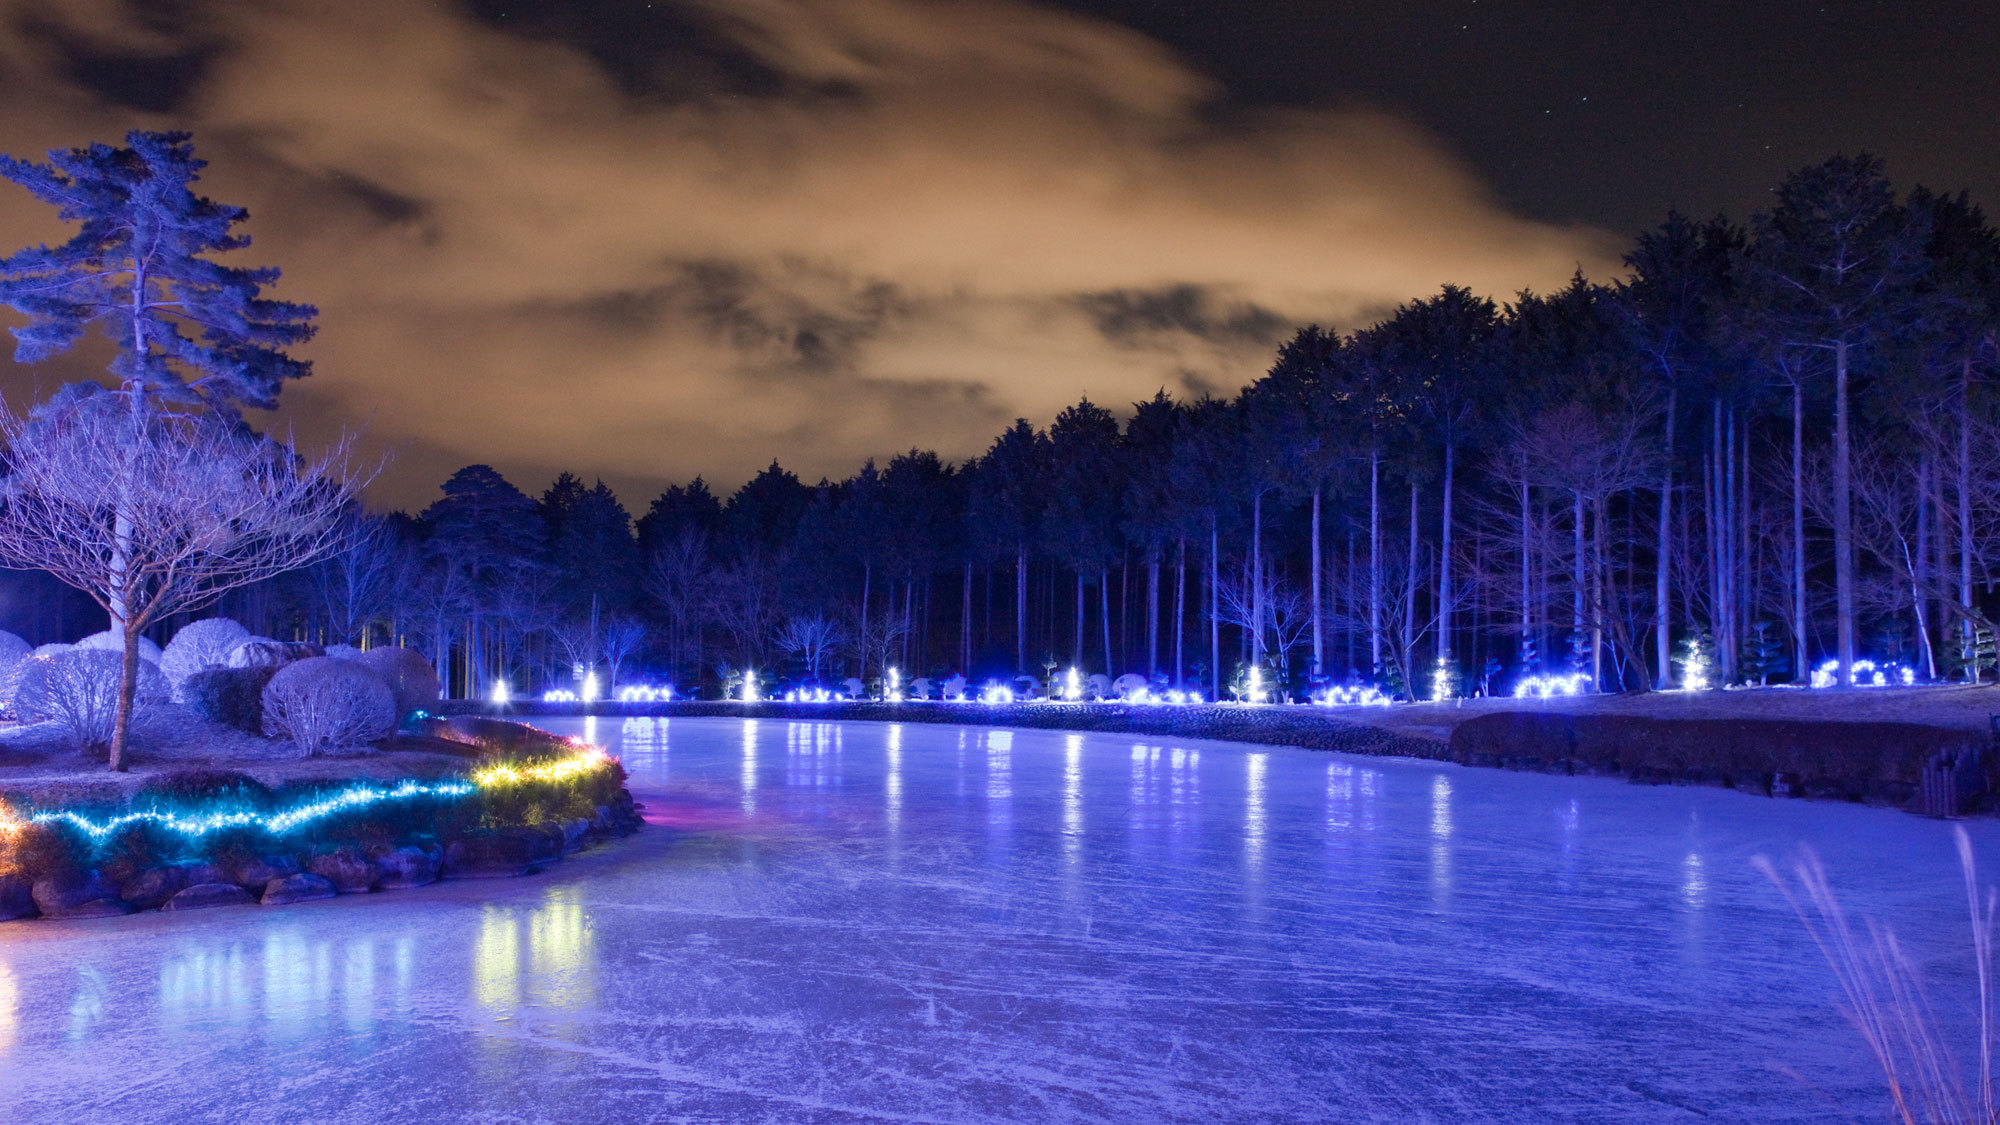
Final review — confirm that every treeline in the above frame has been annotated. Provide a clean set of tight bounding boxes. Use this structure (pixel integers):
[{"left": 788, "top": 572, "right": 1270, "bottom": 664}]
[{"left": 24, "top": 153, "right": 1999, "bottom": 700}]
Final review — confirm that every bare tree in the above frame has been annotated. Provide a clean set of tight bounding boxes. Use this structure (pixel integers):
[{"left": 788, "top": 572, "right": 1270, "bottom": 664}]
[
  {"left": 600, "top": 617, "right": 647, "bottom": 688},
  {"left": 0, "top": 399, "right": 365, "bottom": 768},
  {"left": 308, "top": 512, "right": 401, "bottom": 644},
  {"left": 774, "top": 614, "right": 844, "bottom": 681},
  {"left": 644, "top": 529, "right": 713, "bottom": 680}
]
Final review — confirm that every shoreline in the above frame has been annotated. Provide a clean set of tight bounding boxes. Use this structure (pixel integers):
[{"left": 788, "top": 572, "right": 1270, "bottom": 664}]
[{"left": 449, "top": 693, "right": 2000, "bottom": 816}]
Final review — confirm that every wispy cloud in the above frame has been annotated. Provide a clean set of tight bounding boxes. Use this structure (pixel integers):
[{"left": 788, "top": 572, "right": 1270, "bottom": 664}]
[{"left": 0, "top": 0, "right": 1615, "bottom": 505}]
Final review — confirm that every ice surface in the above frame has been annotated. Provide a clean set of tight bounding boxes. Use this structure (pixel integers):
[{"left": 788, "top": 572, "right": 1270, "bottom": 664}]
[{"left": 0, "top": 715, "right": 1991, "bottom": 1122}]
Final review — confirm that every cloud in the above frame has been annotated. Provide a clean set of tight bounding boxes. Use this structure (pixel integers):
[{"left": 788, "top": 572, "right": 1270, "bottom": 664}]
[{"left": 0, "top": 0, "right": 1616, "bottom": 507}]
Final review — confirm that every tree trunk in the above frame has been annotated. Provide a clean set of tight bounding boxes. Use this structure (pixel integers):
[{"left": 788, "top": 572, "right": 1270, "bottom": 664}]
[
  {"left": 1656, "top": 386, "right": 1676, "bottom": 686},
  {"left": 1962, "top": 357, "right": 1977, "bottom": 681},
  {"left": 1405, "top": 482, "right": 1419, "bottom": 672},
  {"left": 1174, "top": 538, "right": 1186, "bottom": 686},
  {"left": 1439, "top": 440, "right": 1455, "bottom": 659},
  {"left": 1572, "top": 490, "right": 1586, "bottom": 672},
  {"left": 961, "top": 561, "right": 972, "bottom": 671},
  {"left": 1310, "top": 485, "right": 1323, "bottom": 677},
  {"left": 1250, "top": 490, "right": 1265, "bottom": 664},
  {"left": 1369, "top": 449, "right": 1382, "bottom": 674},
  {"left": 1792, "top": 379, "right": 1808, "bottom": 680},
  {"left": 1073, "top": 571, "right": 1084, "bottom": 667},
  {"left": 1834, "top": 338, "right": 1856, "bottom": 683},
  {"left": 1014, "top": 547, "right": 1027, "bottom": 673},
  {"left": 1100, "top": 568, "right": 1113, "bottom": 676},
  {"left": 1147, "top": 555, "right": 1161, "bottom": 677},
  {"left": 107, "top": 624, "right": 141, "bottom": 771},
  {"left": 1208, "top": 517, "right": 1221, "bottom": 698},
  {"left": 1520, "top": 467, "right": 1533, "bottom": 668}
]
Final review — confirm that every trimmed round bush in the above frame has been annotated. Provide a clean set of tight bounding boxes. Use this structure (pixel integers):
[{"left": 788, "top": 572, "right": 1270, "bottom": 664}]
[
  {"left": 181, "top": 665, "right": 281, "bottom": 734},
  {"left": 162, "top": 617, "right": 252, "bottom": 691},
  {"left": 262, "top": 656, "right": 397, "bottom": 756},
  {"left": 227, "top": 637, "right": 321, "bottom": 669},
  {"left": 31, "top": 642, "right": 74, "bottom": 660},
  {"left": 355, "top": 646, "right": 441, "bottom": 720},
  {"left": 0, "top": 630, "right": 29, "bottom": 671},
  {"left": 14, "top": 649, "right": 167, "bottom": 753},
  {"left": 75, "top": 629, "right": 163, "bottom": 665},
  {"left": 325, "top": 643, "right": 363, "bottom": 661}
]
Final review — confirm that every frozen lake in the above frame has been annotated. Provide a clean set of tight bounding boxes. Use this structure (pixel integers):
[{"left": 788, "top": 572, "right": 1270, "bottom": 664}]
[{"left": 0, "top": 715, "right": 1990, "bottom": 1122}]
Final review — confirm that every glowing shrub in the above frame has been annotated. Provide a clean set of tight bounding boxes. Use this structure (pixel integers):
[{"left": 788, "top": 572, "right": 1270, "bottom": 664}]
[
  {"left": 74, "top": 629, "right": 163, "bottom": 664},
  {"left": 161, "top": 617, "right": 252, "bottom": 692},
  {"left": 14, "top": 649, "right": 168, "bottom": 754},
  {"left": 262, "top": 656, "right": 397, "bottom": 756}
]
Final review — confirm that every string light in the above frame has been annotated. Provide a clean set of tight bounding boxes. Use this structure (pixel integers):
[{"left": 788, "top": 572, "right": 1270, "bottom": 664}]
[
  {"left": 1512, "top": 673, "right": 1590, "bottom": 699},
  {"left": 1, "top": 745, "right": 612, "bottom": 844},
  {"left": 617, "top": 685, "right": 674, "bottom": 703},
  {"left": 1810, "top": 658, "right": 1915, "bottom": 688},
  {"left": 491, "top": 680, "right": 511, "bottom": 706},
  {"left": 1314, "top": 685, "right": 1391, "bottom": 707},
  {"left": 887, "top": 667, "right": 903, "bottom": 703}
]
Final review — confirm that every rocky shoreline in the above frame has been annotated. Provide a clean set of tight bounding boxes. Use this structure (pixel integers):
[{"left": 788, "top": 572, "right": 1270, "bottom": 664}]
[{"left": 0, "top": 717, "right": 644, "bottom": 923}]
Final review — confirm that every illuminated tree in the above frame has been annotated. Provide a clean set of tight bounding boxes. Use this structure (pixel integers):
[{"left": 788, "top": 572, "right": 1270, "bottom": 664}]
[{"left": 0, "top": 395, "right": 361, "bottom": 768}]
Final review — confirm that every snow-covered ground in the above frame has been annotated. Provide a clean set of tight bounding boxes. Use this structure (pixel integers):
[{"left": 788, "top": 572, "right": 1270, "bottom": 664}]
[{"left": 0, "top": 715, "right": 1989, "bottom": 1122}]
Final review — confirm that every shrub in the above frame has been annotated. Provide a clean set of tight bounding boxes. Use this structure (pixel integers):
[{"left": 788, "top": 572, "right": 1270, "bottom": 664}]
[
  {"left": 226, "top": 638, "right": 322, "bottom": 669},
  {"left": 14, "top": 649, "right": 168, "bottom": 754},
  {"left": 7, "top": 818, "right": 91, "bottom": 882},
  {"left": 98, "top": 819, "right": 185, "bottom": 885},
  {"left": 74, "top": 629, "right": 164, "bottom": 664},
  {"left": 161, "top": 617, "right": 252, "bottom": 691},
  {"left": 355, "top": 647, "right": 441, "bottom": 721},
  {"left": 134, "top": 769, "right": 274, "bottom": 811},
  {"left": 0, "top": 630, "right": 29, "bottom": 672},
  {"left": 262, "top": 656, "right": 397, "bottom": 756},
  {"left": 180, "top": 665, "right": 281, "bottom": 734}
]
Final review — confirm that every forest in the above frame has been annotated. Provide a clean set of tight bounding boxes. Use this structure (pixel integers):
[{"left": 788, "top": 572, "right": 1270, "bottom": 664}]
[{"left": 13, "top": 153, "right": 1996, "bottom": 702}]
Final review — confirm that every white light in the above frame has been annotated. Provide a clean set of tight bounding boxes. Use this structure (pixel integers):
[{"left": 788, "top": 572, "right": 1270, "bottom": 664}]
[
  {"left": 581, "top": 671, "right": 601, "bottom": 703},
  {"left": 1315, "top": 685, "right": 1392, "bottom": 707},
  {"left": 1512, "top": 673, "right": 1590, "bottom": 700},
  {"left": 618, "top": 685, "right": 674, "bottom": 703},
  {"left": 980, "top": 682, "right": 1014, "bottom": 705},
  {"left": 542, "top": 688, "right": 580, "bottom": 703},
  {"left": 1063, "top": 667, "right": 1082, "bottom": 701},
  {"left": 1246, "top": 666, "right": 1267, "bottom": 704},
  {"left": 887, "top": 666, "right": 903, "bottom": 703},
  {"left": 1428, "top": 656, "right": 1457, "bottom": 702},
  {"left": 1811, "top": 657, "right": 1915, "bottom": 689},
  {"left": 742, "top": 671, "right": 760, "bottom": 703},
  {"left": 491, "top": 680, "right": 510, "bottom": 706}
]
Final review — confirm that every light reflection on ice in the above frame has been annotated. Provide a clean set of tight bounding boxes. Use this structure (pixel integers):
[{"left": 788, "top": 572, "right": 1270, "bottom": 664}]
[
  {"left": 740, "top": 718, "right": 759, "bottom": 815},
  {"left": 1245, "top": 752, "right": 1268, "bottom": 871},
  {"left": 886, "top": 722, "right": 903, "bottom": 835},
  {"left": 1431, "top": 773, "right": 1453, "bottom": 904}
]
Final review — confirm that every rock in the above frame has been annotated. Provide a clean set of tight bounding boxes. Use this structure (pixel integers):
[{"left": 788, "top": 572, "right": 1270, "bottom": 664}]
[
  {"left": 1730, "top": 771, "right": 1773, "bottom": 796},
  {"left": 0, "top": 874, "right": 36, "bottom": 921},
  {"left": 374, "top": 845, "right": 438, "bottom": 889},
  {"left": 164, "top": 882, "right": 255, "bottom": 911},
  {"left": 232, "top": 854, "right": 302, "bottom": 889},
  {"left": 592, "top": 804, "right": 614, "bottom": 831},
  {"left": 119, "top": 865, "right": 189, "bottom": 911},
  {"left": 443, "top": 831, "right": 542, "bottom": 879},
  {"left": 182, "top": 862, "right": 229, "bottom": 887},
  {"left": 261, "top": 873, "right": 336, "bottom": 906},
  {"left": 307, "top": 848, "right": 378, "bottom": 894},
  {"left": 562, "top": 818, "right": 591, "bottom": 848},
  {"left": 32, "top": 871, "right": 131, "bottom": 918}
]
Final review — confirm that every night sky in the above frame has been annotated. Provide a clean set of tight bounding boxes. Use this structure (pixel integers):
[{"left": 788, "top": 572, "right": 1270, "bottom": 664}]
[{"left": 0, "top": 0, "right": 1992, "bottom": 505}]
